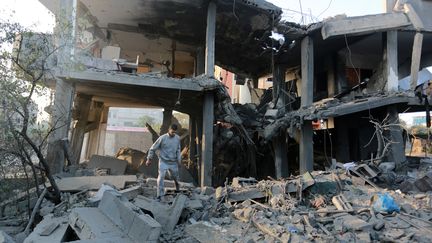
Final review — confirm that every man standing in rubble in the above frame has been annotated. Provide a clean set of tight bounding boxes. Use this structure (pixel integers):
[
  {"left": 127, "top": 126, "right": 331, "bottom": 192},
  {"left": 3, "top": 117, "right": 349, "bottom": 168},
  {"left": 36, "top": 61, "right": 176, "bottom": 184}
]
[{"left": 146, "top": 124, "right": 181, "bottom": 199}]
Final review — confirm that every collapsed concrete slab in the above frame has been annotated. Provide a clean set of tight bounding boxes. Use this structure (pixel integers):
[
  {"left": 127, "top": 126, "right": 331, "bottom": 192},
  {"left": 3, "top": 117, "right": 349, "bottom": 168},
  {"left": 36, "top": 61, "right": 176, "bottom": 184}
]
[
  {"left": 134, "top": 194, "right": 187, "bottom": 233},
  {"left": 56, "top": 175, "right": 137, "bottom": 191},
  {"left": 69, "top": 192, "right": 161, "bottom": 242},
  {"left": 24, "top": 214, "right": 69, "bottom": 243},
  {"left": 99, "top": 192, "right": 161, "bottom": 242},
  {"left": 87, "top": 155, "right": 128, "bottom": 175}
]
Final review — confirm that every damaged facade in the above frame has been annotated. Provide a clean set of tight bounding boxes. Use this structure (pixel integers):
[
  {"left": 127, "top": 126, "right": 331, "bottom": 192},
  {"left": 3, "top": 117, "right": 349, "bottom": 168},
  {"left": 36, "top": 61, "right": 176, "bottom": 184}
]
[
  {"left": 38, "top": 0, "right": 432, "bottom": 187},
  {"left": 38, "top": 0, "right": 282, "bottom": 187},
  {"left": 3, "top": 0, "right": 432, "bottom": 242}
]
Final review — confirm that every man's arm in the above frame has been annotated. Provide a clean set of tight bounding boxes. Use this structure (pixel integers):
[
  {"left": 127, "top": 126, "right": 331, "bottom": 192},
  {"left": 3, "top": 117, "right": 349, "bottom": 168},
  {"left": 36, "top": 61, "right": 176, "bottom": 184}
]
[{"left": 146, "top": 136, "right": 162, "bottom": 165}]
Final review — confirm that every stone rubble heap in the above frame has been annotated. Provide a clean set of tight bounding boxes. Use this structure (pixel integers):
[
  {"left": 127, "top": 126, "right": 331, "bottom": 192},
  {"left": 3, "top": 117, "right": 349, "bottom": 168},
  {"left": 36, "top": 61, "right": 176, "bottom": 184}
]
[{"left": 1, "top": 163, "right": 432, "bottom": 242}]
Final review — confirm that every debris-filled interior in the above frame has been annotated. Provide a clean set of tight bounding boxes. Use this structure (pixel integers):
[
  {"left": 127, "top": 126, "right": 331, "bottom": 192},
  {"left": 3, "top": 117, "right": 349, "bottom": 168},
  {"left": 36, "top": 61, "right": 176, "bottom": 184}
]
[{"left": 3, "top": 0, "right": 432, "bottom": 242}]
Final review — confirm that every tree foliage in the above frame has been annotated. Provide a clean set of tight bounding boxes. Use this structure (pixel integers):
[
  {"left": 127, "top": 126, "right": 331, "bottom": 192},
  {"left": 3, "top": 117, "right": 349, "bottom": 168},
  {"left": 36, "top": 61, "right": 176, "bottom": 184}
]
[{"left": 0, "top": 20, "right": 61, "bottom": 203}]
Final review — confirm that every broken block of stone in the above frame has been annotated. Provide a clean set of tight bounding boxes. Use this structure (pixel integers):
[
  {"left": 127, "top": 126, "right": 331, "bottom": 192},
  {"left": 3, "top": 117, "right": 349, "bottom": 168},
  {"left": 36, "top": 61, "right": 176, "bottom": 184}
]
[
  {"left": 232, "top": 207, "right": 254, "bottom": 222},
  {"left": 0, "top": 230, "right": 15, "bottom": 243},
  {"left": 56, "top": 175, "right": 137, "bottom": 191},
  {"left": 231, "top": 177, "right": 257, "bottom": 188},
  {"left": 24, "top": 214, "right": 69, "bottom": 243},
  {"left": 414, "top": 174, "right": 432, "bottom": 192},
  {"left": 334, "top": 215, "right": 373, "bottom": 232},
  {"left": 69, "top": 208, "right": 131, "bottom": 241},
  {"left": 228, "top": 188, "right": 265, "bottom": 202},
  {"left": 186, "top": 199, "right": 204, "bottom": 210},
  {"left": 119, "top": 185, "right": 142, "bottom": 200},
  {"left": 69, "top": 191, "right": 161, "bottom": 243},
  {"left": 215, "top": 187, "right": 226, "bottom": 200},
  {"left": 88, "top": 155, "right": 128, "bottom": 175},
  {"left": 134, "top": 194, "right": 187, "bottom": 233},
  {"left": 98, "top": 191, "right": 161, "bottom": 242},
  {"left": 185, "top": 221, "right": 231, "bottom": 243},
  {"left": 252, "top": 212, "right": 290, "bottom": 243}
]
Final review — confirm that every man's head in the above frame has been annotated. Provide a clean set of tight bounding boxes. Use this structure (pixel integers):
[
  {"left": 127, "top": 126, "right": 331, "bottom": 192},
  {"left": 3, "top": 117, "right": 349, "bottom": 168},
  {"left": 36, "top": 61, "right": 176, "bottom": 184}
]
[{"left": 168, "top": 124, "right": 178, "bottom": 137}]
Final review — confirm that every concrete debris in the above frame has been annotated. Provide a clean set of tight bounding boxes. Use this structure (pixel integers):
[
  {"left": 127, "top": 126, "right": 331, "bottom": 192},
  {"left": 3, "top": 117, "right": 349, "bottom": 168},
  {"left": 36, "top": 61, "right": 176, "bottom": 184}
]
[
  {"left": 87, "top": 155, "right": 128, "bottom": 175},
  {"left": 133, "top": 194, "right": 187, "bottom": 233},
  {"left": 3, "top": 165, "right": 432, "bottom": 243},
  {"left": 55, "top": 175, "right": 137, "bottom": 191},
  {"left": 23, "top": 215, "right": 69, "bottom": 243}
]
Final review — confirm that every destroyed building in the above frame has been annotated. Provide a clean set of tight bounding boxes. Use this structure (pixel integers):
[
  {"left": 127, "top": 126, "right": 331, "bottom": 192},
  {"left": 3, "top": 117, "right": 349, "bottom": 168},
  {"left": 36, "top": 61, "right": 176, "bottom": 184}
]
[
  {"left": 257, "top": 0, "right": 432, "bottom": 178},
  {"left": 32, "top": 0, "right": 432, "bottom": 187},
  {"left": 36, "top": 0, "right": 282, "bottom": 186},
  {"left": 3, "top": 0, "right": 432, "bottom": 242}
]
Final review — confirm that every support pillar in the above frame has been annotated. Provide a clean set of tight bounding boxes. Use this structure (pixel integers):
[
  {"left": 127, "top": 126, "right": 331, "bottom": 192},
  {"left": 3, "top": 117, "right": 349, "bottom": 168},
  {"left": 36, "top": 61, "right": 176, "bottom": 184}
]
[
  {"left": 410, "top": 33, "right": 423, "bottom": 90},
  {"left": 385, "top": 106, "right": 406, "bottom": 164},
  {"left": 205, "top": 1, "right": 216, "bottom": 77},
  {"left": 46, "top": 78, "right": 75, "bottom": 173},
  {"left": 189, "top": 116, "right": 197, "bottom": 164},
  {"left": 383, "top": 31, "right": 398, "bottom": 92},
  {"left": 70, "top": 94, "right": 92, "bottom": 165},
  {"left": 272, "top": 65, "right": 288, "bottom": 178},
  {"left": 300, "top": 36, "right": 314, "bottom": 173},
  {"left": 196, "top": 47, "right": 205, "bottom": 76},
  {"left": 85, "top": 102, "right": 105, "bottom": 159},
  {"left": 96, "top": 107, "right": 109, "bottom": 155},
  {"left": 160, "top": 109, "right": 173, "bottom": 135},
  {"left": 201, "top": 93, "right": 214, "bottom": 187},
  {"left": 199, "top": 1, "right": 216, "bottom": 187}
]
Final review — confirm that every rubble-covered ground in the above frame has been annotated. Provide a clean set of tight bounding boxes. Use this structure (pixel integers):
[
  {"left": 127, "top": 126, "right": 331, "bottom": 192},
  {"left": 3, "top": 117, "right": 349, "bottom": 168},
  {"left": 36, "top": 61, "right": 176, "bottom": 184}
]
[{"left": 2, "top": 157, "right": 432, "bottom": 242}]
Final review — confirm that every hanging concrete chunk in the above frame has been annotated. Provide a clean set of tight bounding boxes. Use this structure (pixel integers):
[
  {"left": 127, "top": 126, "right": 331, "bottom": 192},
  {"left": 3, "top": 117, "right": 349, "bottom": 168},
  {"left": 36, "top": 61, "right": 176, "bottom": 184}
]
[{"left": 134, "top": 194, "right": 187, "bottom": 233}]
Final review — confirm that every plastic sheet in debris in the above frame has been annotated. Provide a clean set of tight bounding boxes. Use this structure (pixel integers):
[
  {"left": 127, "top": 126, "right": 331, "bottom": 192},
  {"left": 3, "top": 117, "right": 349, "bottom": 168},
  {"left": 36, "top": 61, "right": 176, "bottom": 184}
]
[{"left": 371, "top": 193, "right": 400, "bottom": 214}]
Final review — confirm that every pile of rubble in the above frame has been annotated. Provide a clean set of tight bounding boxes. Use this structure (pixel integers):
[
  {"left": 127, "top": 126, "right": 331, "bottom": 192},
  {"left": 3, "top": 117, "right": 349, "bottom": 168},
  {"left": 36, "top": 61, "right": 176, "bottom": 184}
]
[{"left": 2, "top": 159, "right": 432, "bottom": 243}]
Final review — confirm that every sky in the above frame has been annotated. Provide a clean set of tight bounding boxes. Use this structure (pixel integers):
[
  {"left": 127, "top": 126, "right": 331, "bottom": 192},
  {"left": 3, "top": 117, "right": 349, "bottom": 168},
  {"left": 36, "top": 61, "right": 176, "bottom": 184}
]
[{"left": 0, "top": 0, "right": 422, "bottom": 125}]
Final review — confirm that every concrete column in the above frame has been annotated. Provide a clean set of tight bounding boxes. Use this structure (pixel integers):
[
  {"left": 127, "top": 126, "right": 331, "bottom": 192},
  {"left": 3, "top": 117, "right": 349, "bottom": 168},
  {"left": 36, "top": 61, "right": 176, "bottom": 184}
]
[
  {"left": 57, "top": 0, "right": 77, "bottom": 66},
  {"left": 46, "top": 78, "right": 75, "bottom": 173},
  {"left": 385, "top": 106, "right": 406, "bottom": 164},
  {"left": 160, "top": 109, "right": 173, "bottom": 135},
  {"left": 70, "top": 94, "right": 92, "bottom": 165},
  {"left": 272, "top": 65, "right": 288, "bottom": 178},
  {"left": 300, "top": 36, "right": 314, "bottom": 173},
  {"left": 84, "top": 103, "right": 105, "bottom": 159},
  {"left": 189, "top": 116, "right": 197, "bottom": 164},
  {"left": 273, "top": 134, "right": 288, "bottom": 178},
  {"left": 201, "top": 92, "right": 214, "bottom": 187},
  {"left": 196, "top": 117, "right": 203, "bottom": 183},
  {"left": 97, "top": 107, "right": 109, "bottom": 155},
  {"left": 205, "top": 1, "right": 216, "bottom": 77},
  {"left": 196, "top": 47, "right": 205, "bottom": 76},
  {"left": 336, "top": 119, "right": 350, "bottom": 162},
  {"left": 383, "top": 0, "right": 397, "bottom": 12},
  {"left": 410, "top": 33, "right": 423, "bottom": 90},
  {"left": 383, "top": 31, "right": 398, "bottom": 92}
]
